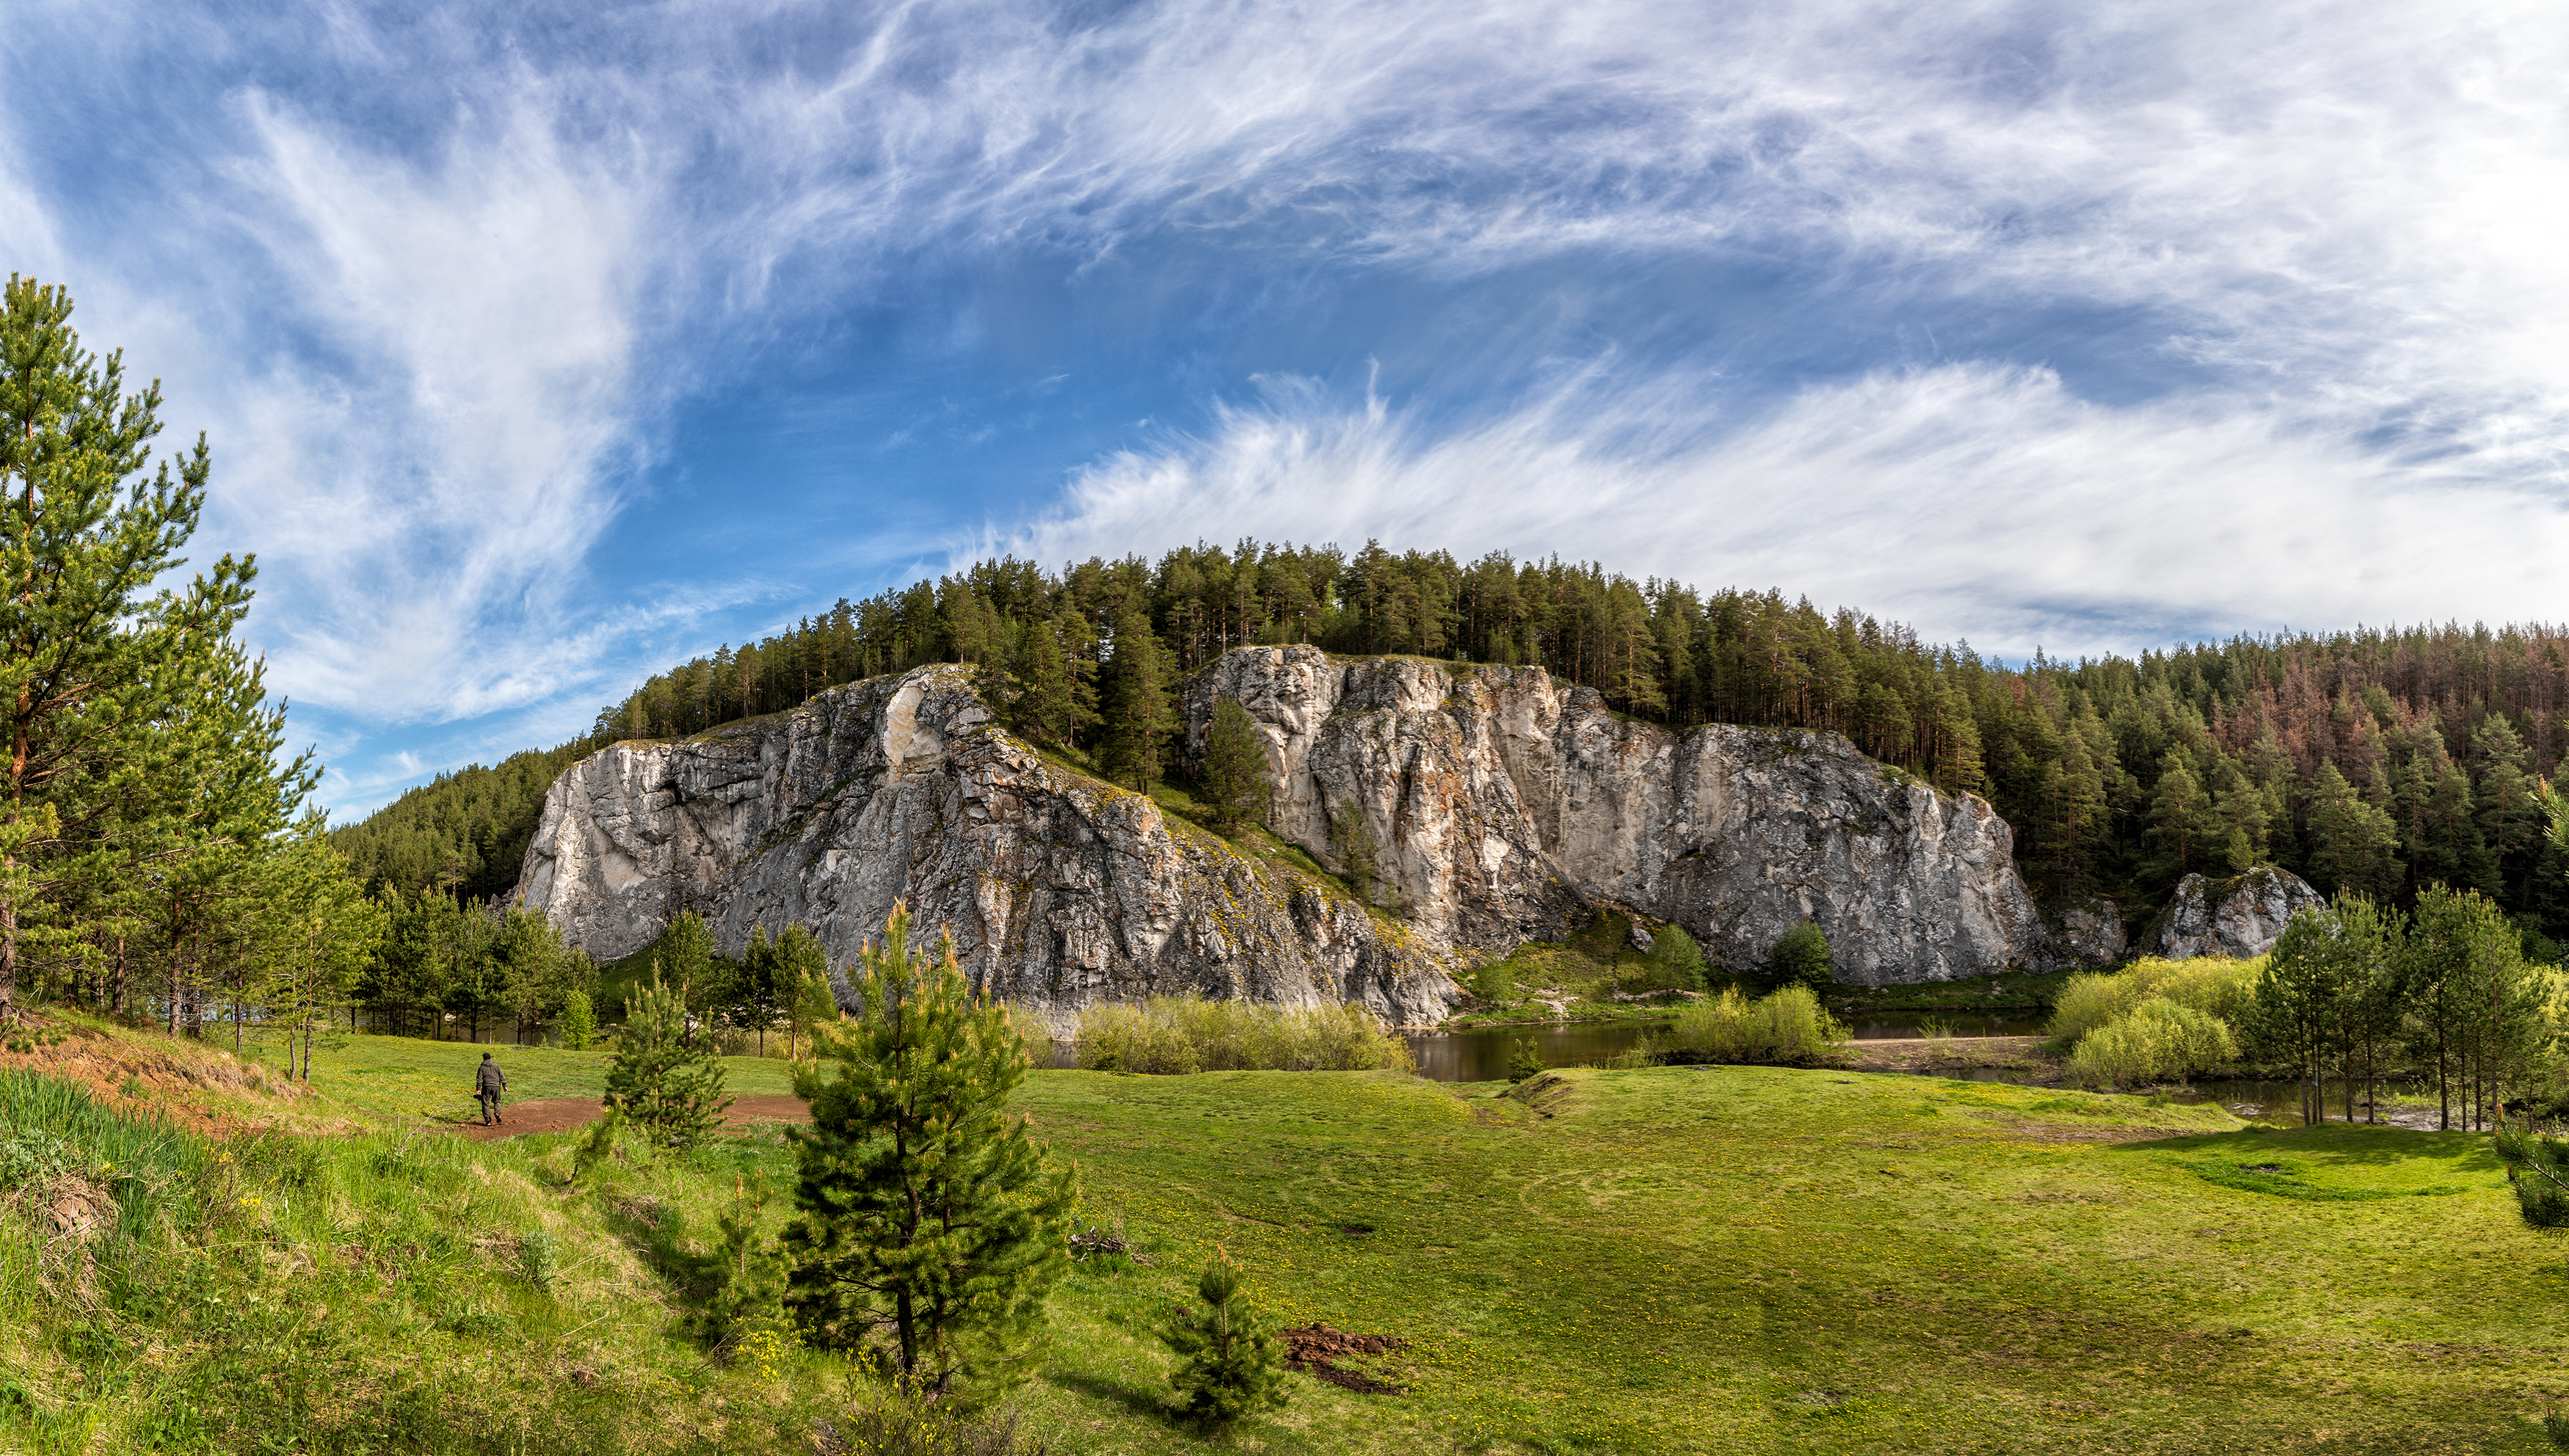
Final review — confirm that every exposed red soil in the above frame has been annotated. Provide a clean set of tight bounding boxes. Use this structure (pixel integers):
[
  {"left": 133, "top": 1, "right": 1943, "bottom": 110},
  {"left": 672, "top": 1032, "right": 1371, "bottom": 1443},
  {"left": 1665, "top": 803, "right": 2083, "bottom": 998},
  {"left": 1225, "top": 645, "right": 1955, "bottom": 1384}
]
[
  {"left": 0, "top": 1011, "right": 341, "bottom": 1136},
  {"left": 1281, "top": 1325, "right": 1410, "bottom": 1394},
  {"left": 448, "top": 1094, "right": 813, "bottom": 1140}
]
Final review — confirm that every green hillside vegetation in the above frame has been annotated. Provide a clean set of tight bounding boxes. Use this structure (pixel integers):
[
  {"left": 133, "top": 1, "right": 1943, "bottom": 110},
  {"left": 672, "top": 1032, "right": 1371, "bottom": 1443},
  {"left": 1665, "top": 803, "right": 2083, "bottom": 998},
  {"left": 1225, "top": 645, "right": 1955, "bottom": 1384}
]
[
  {"left": 337, "top": 545, "right": 2569, "bottom": 962},
  {"left": 8, "top": 1013, "right": 2567, "bottom": 1454},
  {"left": 327, "top": 735, "right": 610, "bottom": 906}
]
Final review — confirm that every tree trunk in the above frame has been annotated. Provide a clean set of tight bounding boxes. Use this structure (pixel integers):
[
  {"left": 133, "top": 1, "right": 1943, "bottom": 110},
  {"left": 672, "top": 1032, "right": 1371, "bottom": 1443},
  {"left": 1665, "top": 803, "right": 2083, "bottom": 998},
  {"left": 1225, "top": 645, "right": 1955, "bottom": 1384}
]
[
  {"left": 2438, "top": 1026, "right": 2450, "bottom": 1131},
  {"left": 0, "top": 891, "right": 16, "bottom": 1026}
]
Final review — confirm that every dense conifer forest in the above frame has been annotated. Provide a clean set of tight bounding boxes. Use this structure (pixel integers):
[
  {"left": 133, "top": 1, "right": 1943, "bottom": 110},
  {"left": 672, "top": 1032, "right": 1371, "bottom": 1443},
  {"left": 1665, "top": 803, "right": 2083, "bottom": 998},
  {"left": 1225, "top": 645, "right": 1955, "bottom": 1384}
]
[{"left": 333, "top": 541, "right": 2569, "bottom": 950}]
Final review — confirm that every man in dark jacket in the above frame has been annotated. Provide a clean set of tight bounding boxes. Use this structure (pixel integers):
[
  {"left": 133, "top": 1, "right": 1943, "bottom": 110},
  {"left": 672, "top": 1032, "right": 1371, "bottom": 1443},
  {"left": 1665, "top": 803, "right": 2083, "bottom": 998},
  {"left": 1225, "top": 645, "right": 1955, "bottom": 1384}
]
[{"left": 476, "top": 1052, "right": 507, "bottom": 1125}]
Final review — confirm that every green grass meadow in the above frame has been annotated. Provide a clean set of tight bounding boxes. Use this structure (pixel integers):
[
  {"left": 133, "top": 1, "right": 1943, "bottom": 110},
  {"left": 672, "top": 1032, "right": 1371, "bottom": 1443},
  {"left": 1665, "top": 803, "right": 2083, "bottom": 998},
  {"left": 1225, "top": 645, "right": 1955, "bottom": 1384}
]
[{"left": 7, "top": 1022, "right": 2569, "bottom": 1454}]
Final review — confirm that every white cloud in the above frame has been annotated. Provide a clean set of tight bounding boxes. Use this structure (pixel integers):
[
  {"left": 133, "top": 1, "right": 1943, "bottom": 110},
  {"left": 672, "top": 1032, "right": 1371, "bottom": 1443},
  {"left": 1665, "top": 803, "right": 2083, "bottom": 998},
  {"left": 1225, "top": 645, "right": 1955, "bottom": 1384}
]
[
  {"left": 204, "top": 90, "right": 656, "bottom": 721},
  {"left": 1000, "top": 362, "right": 2569, "bottom": 656},
  {"left": 8, "top": 0, "right": 2569, "bottom": 811}
]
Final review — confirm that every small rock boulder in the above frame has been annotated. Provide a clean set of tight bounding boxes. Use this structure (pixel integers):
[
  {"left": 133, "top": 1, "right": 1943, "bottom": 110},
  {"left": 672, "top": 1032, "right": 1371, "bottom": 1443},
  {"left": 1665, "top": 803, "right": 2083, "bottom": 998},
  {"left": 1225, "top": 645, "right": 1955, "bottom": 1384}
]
[{"left": 2150, "top": 867, "right": 2323, "bottom": 960}]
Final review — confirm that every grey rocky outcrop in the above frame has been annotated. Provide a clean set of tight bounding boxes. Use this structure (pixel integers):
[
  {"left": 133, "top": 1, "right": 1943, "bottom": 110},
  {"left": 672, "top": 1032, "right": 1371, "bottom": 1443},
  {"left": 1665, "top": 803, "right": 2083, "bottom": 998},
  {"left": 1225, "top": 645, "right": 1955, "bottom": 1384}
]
[
  {"left": 1185, "top": 646, "right": 2059, "bottom": 987},
  {"left": 513, "top": 647, "right": 2127, "bottom": 1027},
  {"left": 2148, "top": 867, "right": 2322, "bottom": 960},
  {"left": 511, "top": 665, "right": 1450, "bottom": 1033}
]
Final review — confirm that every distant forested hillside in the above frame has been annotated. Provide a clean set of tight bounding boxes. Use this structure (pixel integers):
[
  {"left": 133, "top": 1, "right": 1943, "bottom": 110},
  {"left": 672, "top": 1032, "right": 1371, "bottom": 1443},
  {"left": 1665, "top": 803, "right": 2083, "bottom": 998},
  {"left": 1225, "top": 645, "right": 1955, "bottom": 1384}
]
[
  {"left": 335, "top": 540, "right": 2569, "bottom": 949},
  {"left": 330, "top": 737, "right": 606, "bottom": 906}
]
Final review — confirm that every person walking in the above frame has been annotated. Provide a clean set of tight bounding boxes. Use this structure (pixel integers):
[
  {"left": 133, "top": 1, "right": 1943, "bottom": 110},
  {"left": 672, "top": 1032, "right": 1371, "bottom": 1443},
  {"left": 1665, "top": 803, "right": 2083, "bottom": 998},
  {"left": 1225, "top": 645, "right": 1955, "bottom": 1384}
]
[{"left": 476, "top": 1051, "right": 507, "bottom": 1126}]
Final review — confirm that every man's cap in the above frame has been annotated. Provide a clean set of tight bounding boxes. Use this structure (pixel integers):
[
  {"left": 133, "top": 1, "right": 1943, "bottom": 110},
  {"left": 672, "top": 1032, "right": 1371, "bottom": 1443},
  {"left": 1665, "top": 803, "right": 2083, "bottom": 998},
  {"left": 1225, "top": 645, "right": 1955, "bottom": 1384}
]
[{"left": 482, "top": 1052, "right": 492, "bottom": 1058}]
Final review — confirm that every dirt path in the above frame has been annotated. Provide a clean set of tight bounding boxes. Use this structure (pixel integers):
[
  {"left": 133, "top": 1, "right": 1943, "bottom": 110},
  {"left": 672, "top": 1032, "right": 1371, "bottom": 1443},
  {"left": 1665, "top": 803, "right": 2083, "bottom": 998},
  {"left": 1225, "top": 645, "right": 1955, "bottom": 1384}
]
[{"left": 444, "top": 1094, "right": 814, "bottom": 1140}]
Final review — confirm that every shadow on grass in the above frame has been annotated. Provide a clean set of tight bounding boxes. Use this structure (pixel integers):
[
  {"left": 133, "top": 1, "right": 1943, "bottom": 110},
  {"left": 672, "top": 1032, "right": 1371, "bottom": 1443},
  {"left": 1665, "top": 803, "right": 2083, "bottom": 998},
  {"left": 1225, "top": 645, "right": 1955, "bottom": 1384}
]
[
  {"left": 2114, "top": 1123, "right": 2501, "bottom": 1171},
  {"left": 1048, "top": 1368, "right": 1176, "bottom": 1423}
]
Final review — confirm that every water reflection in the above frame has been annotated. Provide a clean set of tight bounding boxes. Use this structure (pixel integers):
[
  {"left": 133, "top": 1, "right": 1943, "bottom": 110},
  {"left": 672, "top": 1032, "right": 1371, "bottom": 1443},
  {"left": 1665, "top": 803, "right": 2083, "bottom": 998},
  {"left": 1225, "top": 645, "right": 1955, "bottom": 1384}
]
[{"left": 1401, "top": 1022, "right": 1665, "bottom": 1082}]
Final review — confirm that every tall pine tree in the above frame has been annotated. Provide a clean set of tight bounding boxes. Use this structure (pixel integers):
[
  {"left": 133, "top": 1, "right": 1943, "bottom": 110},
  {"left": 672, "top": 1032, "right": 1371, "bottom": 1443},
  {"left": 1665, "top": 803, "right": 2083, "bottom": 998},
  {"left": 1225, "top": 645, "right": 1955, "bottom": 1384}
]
[
  {"left": 783, "top": 901, "right": 1075, "bottom": 1399},
  {"left": 0, "top": 277, "right": 294, "bottom": 1020},
  {"left": 1199, "top": 696, "right": 1269, "bottom": 834},
  {"left": 1101, "top": 610, "right": 1174, "bottom": 790}
]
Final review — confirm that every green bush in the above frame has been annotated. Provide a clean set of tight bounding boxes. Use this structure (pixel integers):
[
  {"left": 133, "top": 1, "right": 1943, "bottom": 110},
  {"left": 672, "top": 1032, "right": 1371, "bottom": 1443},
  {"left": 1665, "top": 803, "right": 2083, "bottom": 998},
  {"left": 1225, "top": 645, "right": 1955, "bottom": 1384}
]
[
  {"left": 831, "top": 1383, "right": 1044, "bottom": 1455},
  {"left": 1469, "top": 958, "right": 1516, "bottom": 1004},
  {"left": 603, "top": 970, "right": 734, "bottom": 1149},
  {"left": 1507, "top": 1036, "right": 1544, "bottom": 1083},
  {"left": 2049, "top": 956, "right": 2261, "bottom": 1046},
  {"left": 1666, "top": 985, "right": 1847, "bottom": 1066},
  {"left": 1644, "top": 925, "right": 1708, "bottom": 991},
  {"left": 2065, "top": 997, "right": 2239, "bottom": 1088},
  {"left": 1074, "top": 997, "right": 1414, "bottom": 1074},
  {"left": 558, "top": 991, "right": 596, "bottom": 1050},
  {"left": 1763, "top": 922, "right": 1833, "bottom": 991}
]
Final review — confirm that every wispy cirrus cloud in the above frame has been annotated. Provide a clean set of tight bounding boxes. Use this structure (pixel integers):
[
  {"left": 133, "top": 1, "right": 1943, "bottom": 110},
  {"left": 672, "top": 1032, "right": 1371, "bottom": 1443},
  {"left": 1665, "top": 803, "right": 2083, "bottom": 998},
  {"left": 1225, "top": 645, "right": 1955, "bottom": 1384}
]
[
  {"left": 3, "top": 0, "right": 2565, "bottom": 818},
  {"left": 1003, "top": 360, "right": 2566, "bottom": 657}
]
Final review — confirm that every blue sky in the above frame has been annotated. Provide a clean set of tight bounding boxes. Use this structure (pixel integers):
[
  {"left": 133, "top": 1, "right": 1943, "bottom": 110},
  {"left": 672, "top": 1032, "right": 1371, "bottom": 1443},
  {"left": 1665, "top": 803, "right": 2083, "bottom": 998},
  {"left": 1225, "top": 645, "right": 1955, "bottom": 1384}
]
[{"left": 4, "top": 0, "right": 2567, "bottom": 819}]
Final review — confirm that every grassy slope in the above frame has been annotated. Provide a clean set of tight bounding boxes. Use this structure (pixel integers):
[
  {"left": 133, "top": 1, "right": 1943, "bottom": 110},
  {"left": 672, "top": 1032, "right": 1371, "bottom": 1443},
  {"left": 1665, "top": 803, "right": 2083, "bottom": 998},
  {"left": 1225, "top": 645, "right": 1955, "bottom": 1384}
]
[
  {"left": 1015, "top": 1068, "right": 2557, "bottom": 1455},
  {"left": 0, "top": 1022, "right": 838, "bottom": 1455},
  {"left": 10, "top": 1019, "right": 2566, "bottom": 1455}
]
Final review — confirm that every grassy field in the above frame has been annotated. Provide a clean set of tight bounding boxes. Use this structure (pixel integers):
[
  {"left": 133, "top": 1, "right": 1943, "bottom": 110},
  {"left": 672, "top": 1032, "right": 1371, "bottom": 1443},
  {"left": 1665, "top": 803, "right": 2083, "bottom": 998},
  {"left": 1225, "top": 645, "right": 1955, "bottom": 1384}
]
[
  {"left": 265, "top": 1028, "right": 804, "bottom": 1122},
  {"left": 7, "top": 1018, "right": 2567, "bottom": 1454}
]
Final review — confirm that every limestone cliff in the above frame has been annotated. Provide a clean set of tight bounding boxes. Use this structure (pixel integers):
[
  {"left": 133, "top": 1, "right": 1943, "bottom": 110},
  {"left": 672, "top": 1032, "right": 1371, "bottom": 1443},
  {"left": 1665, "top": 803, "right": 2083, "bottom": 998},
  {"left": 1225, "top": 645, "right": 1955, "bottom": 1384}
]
[
  {"left": 513, "top": 648, "right": 2118, "bottom": 1024},
  {"left": 510, "top": 665, "right": 1449, "bottom": 1033},
  {"left": 1185, "top": 647, "right": 2074, "bottom": 987}
]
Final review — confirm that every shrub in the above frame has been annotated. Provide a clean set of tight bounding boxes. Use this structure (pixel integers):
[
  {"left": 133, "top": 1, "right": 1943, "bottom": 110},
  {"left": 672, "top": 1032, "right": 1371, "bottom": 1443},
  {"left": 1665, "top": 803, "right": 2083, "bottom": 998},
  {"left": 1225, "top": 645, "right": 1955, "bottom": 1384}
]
[
  {"left": 1162, "top": 1248, "right": 1288, "bottom": 1430},
  {"left": 2065, "top": 997, "right": 2239, "bottom": 1088},
  {"left": 1666, "top": 985, "right": 1847, "bottom": 1066},
  {"left": 517, "top": 1228, "right": 562, "bottom": 1292},
  {"left": 1469, "top": 958, "right": 1516, "bottom": 1004},
  {"left": 1074, "top": 997, "right": 1413, "bottom": 1074},
  {"left": 1644, "top": 926, "right": 1708, "bottom": 992},
  {"left": 1506, "top": 1036, "right": 1544, "bottom": 1083},
  {"left": 559, "top": 991, "right": 596, "bottom": 1050},
  {"left": 689, "top": 1175, "right": 792, "bottom": 1355},
  {"left": 603, "top": 969, "right": 733, "bottom": 1150},
  {"left": 785, "top": 902, "right": 1075, "bottom": 1399},
  {"left": 2049, "top": 956, "right": 2261, "bottom": 1046},
  {"left": 1764, "top": 922, "right": 1833, "bottom": 991},
  {"left": 828, "top": 1383, "right": 1047, "bottom": 1456}
]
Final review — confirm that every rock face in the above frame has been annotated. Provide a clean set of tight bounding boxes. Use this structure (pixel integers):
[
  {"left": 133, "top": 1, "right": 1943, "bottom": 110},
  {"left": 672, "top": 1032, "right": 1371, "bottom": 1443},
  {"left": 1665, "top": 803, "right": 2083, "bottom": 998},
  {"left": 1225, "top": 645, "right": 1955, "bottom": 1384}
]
[
  {"left": 512, "top": 647, "right": 2121, "bottom": 1026},
  {"left": 2148, "top": 867, "right": 2323, "bottom": 960},
  {"left": 2041, "top": 898, "right": 2130, "bottom": 969},
  {"left": 1185, "top": 647, "right": 2062, "bottom": 987},
  {"left": 511, "top": 666, "right": 1450, "bottom": 1033}
]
